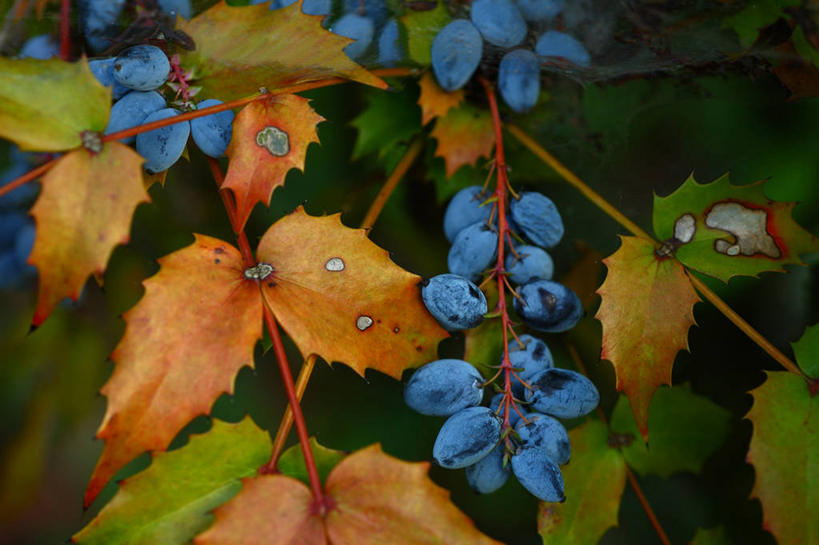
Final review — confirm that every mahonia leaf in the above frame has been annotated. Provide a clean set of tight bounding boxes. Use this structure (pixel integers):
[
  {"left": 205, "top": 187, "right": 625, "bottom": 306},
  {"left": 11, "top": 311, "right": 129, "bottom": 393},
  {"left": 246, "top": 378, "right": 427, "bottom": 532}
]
[
  {"left": 257, "top": 207, "right": 448, "bottom": 379},
  {"left": 222, "top": 94, "right": 324, "bottom": 229},
  {"left": 792, "top": 323, "right": 819, "bottom": 378},
  {"left": 351, "top": 86, "right": 421, "bottom": 170},
  {"left": 653, "top": 173, "right": 818, "bottom": 282},
  {"left": 722, "top": 0, "right": 799, "bottom": 48},
  {"left": 610, "top": 385, "right": 731, "bottom": 477},
  {"left": 430, "top": 102, "right": 494, "bottom": 177},
  {"left": 74, "top": 418, "right": 270, "bottom": 545},
  {"left": 746, "top": 371, "right": 818, "bottom": 545},
  {"left": 400, "top": 1, "right": 451, "bottom": 65},
  {"left": 596, "top": 236, "right": 701, "bottom": 439},
  {"left": 194, "top": 444, "right": 502, "bottom": 545},
  {"left": 0, "top": 57, "right": 109, "bottom": 151},
  {"left": 277, "top": 437, "right": 346, "bottom": 486},
  {"left": 30, "top": 143, "right": 148, "bottom": 325},
  {"left": 538, "top": 420, "right": 626, "bottom": 545},
  {"left": 417, "top": 72, "right": 463, "bottom": 125},
  {"left": 690, "top": 526, "right": 733, "bottom": 545},
  {"left": 84, "top": 236, "right": 263, "bottom": 507},
  {"left": 178, "top": 1, "right": 386, "bottom": 101}
]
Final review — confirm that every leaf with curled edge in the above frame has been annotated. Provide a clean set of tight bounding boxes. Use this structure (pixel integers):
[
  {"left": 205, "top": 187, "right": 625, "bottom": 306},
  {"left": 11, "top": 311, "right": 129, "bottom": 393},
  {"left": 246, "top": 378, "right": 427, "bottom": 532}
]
[
  {"left": 178, "top": 1, "right": 386, "bottom": 101},
  {"left": 430, "top": 102, "right": 494, "bottom": 178},
  {"left": 83, "top": 236, "right": 263, "bottom": 507},
  {"left": 257, "top": 207, "right": 449, "bottom": 379},
  {"left": 222, "top": 94, "right": 324, "bottom": 229}
]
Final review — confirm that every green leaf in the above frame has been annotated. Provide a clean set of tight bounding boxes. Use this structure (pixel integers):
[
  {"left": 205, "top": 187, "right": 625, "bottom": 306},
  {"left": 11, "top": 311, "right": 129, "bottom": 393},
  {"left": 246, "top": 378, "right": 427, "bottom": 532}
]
[
  {"left": 0, "top": 58, "right": 110, "bottom": 151},
  {"left": 722, "top": 0, "right": 799, "bottom": 48},
  {"left": 653, "top": 173, "right": 818, "bottom": 282},
  {"left": 73, "top": 418, "right": 271, "bottom": 545},
  {"left": 425, "top": 150, "right": 487, "bottom": 204},
  {"left": 400, "top": 1, "right": 451, "bottom": 65},
  {"left": 351, "top": 86, "right": 422, "bottom": 171},
  {"left": 538, "top": 419, "right": 626, "bottom": 545},
  {"left": 792, "top": 323, "right": 819, "bottom": 378},
  {"left": 747, "top": 371, "right": 818, "bottom": 545},
  {"left": 277, "top": 436, "right": 346, "bottom": 486},
  {"left": 610, "top": 385, "right": 731, "bottom": 478},
  {"left": 690, "top": 526, "right": 733, "bottom": 545}
]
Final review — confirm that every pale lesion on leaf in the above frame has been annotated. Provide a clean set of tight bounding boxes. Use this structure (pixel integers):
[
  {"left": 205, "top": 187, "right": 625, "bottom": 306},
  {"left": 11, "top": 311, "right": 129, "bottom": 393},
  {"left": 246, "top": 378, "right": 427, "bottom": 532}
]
[{"left": 704, "top": 201, "right": 782, "bottom": 258}]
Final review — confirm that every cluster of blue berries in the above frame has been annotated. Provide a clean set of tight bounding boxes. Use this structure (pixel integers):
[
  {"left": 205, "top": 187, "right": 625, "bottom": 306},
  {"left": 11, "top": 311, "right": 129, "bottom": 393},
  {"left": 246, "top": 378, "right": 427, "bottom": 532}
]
[
  {"left": 431, "top": 0, "right": 591, "bottom": 112},
  {"left": 79, "top": 0, "right": 192, "bottom": 53},
  {"left": 405, "top": 186, "right": 597, "bottom": 501}
]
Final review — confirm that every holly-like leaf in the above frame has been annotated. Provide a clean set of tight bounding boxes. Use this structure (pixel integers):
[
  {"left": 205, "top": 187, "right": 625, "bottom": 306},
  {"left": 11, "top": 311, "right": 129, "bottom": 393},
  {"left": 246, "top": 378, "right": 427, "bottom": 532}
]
[
  {"left": 653, "top": 173, "right": 818, "bottom": 282},
  {"left": 538, "top": 420, "right": 626, "bottom": 545},
  {"left": 194, "top": 444, "right": 502, "bottom": 545},
  {"left": 30, "top": 143, "right": 148, "bottom": 325},
  {"left": 430, "top": 103, "right": 494, "bottom": 177},
  {"left": 222, "top": 94, "right": 324, "bottom": 229},
  {"left": 400, "top": 1, "right": 451, "bottom": 65},
  {"left": 596, "top": 236, "right": 701, "bottom": 439},
  {"left": 610, "top": 385, "right": 731, "bottom": 477},
  {"left": 74, "top": 418, "right": 270, "bottom": 545},
  {"left": 417, "top": 71, "right": 463, "bottom": 125},
  {"left": 0, "top": 57, "right": 109, "bottom": 151},
  {"left": 84, "top": 236, "right": 263, "bottom": 507},
  {"left": 746, "top": 371, "right": 818, "bottom": 545},
  {"left": 792, "top": 323, "right": 819, "bottom": 378},
  {"left": 277, "top": 437, "right": 346, "bottom": 486},
  {"left": 178, "top": 1, "right": 386, "bottom": 101},
  {"left": 257, "top": 207, "right": 448, "bottom": 379},
  {"left": 690, "top": 526, "right": 733, "bottom": 545},
  {"left": 351, "top": 86, "right": 421, "bottom": 171}
]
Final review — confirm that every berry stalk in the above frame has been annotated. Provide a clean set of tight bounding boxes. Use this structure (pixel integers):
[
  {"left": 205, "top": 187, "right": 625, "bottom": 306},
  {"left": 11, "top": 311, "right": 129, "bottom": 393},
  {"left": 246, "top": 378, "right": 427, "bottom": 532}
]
[{"left": 59, "top": 0, "right": 70, "bottom": 61}]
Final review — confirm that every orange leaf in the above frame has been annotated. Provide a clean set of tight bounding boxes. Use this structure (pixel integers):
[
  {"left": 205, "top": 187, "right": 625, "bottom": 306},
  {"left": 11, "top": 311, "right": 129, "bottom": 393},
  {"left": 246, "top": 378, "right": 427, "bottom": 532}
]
[
  {"left": 222, "top": 95, "right": 324, "bottom": 229},
  {"left": 30, "top": 143, "right": 148, "bottom": 325},
  {"left": 84, "top": 236, "right": 263, "bottom": 507},
  {"left": 257, "top": 207, "right": 448, "bottom": 379},
  {"left": 418, "top": 71, "right": 463, "bottom": 126},
  {"left": 595, "top": 236, "right": 700, "bottom": 439},
  {"left": 430, "top": 103, "right": 494, "bottom": 177}
]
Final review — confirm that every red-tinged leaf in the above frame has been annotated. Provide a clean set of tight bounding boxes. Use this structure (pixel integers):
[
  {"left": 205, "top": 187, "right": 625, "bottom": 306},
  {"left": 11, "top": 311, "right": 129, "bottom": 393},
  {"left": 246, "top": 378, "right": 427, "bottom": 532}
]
[
  {"left": 430, "top": 103, "right": 495, "bottom": 177},
  {"left": 746, "top": 371, "right": 818, "bottom": 545},
  {"left": 595, "top": 236, "right": 701, "bottom": 439},
  {"left": 194, "top": 445, "right": 502, "bottom": 545},
  {"left": 178, "top": 1, "right": 386, "bottom": 101},
  {"left": 30, "top": 143, "right": 148, "bottom": 325},
  {"left": 418, "top": 71, "right": 463, "bottom": 125},
  {"left": 222, "top": 95, "right": 324, "bottom": 229},
  {"left": 257, "top": 208, "right": 448, "bottom": 378},
  {"left": 84, "top": 236, "right": 263, "bottom": 507}
]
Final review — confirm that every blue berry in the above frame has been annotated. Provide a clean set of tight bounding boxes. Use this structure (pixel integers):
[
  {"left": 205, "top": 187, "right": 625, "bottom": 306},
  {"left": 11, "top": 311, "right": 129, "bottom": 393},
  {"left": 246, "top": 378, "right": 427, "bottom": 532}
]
[
  {"left": 505, "top": 245, "right": 554, "bottom": 285},
  {"left": 303, "top": 0, "right": 332, "bottom": 15},
  {"left": 524, "top": 368, "right": 599, "bottom": 419},
  {"left": 431, "top": 20, "right": 483, "bottom": 92},
  {"left": 498, "top": 49, "right": 541, "bottom": 113},
  {"left": 377, "top": 18, "right": 402, "bottom": 67},
  {"left": 404, "top": 359, "right": 484, "bottom": 416},
  {"left": 80, "top": 0, "right": 127, "bottom": 53},
  {"left": 105, "top": 91, "right": 167, "bottom": 144},
  {"left": 513, "top": 280, "right": 582, "bottom": 333},
  {"left": 190, "top": 99, "right": 234, "bottom": 158},
  {"left": 465, "top": 443, "right": 509, "bottom": 493},
  {"left": 113, "top": 45, "right": 171, "bottom": 91},
  {"left": 19, "top": 35, "right": 59, "bottom": 59},
  {"left": 470, "top": 0, "right": 527, "bottom": 48},
  {"left": 507, "top": 334, "right": 554, "bottom": 393},
  {"left": 0, "top": 212, "right": 26, "bottom": 249},
  {"left": 421, "top": 273, "right": 487, "bottom": 331},
  {"left": 489, "top": 393, "right": 522, "bottom": 428},
  {"left": 516, "top": 0, "right": 564, "bottom": 22},
  {"left": 1, "top": 154, "right": 38, "bottom": 208},
  {"left": 135, "top": 108, "right": 190, "bottom": 174},
  {"left": 535, "top": 30, "right": 591, "bottom": 67},
  {"left": 159, "top": 0, "right": 192, "bottom": 19},
  {"left": 443, "top": 186, "right": 492, "bottom": 243},
  {"left": 515, "top": 413, "right": 570, "bottom": 464},
  {"left": 448, "top": 221, "right": 498, "bottom": 281},
  {"left": 332, "top": 14, "right": 375, "bottom": 60},
  {"left": 509, "top": 191, "right": 564, "bottom": 248},
  {"left": 511, "top": 445, "right": 565, "bottom": 502},
  {"left": 433, "top": 407, "right": 502, "bottom": 469},
  {"left": 344, "top": 0, "right": 389, "bottom": 27},
  {"left": 14, "top": 222, "right": 35, "bottom": 265},
  {"left": 88, "top": 58, "right": 130, "bottom": 100}
]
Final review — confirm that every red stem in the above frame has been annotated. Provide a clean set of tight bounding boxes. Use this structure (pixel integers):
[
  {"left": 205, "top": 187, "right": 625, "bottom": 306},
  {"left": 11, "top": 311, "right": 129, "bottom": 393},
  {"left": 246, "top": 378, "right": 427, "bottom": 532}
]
[
  {"left": 0, "top": 156, "right": 59, "bottom": 198},
  {"left": 625, "top": 468, "right": 672, "bottom": 545},
  {"left": 59, "top": 0, "right": 70, "bottom": 60},
  {"left": 205, "top": 157, "right": 254, "bottom": 266}
]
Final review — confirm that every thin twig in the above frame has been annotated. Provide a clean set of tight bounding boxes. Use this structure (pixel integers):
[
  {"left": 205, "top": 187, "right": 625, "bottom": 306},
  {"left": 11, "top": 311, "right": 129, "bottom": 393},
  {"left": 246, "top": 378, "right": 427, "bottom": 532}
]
[
  {"left": 360, "top": 135, "right": 424, "bottom": 230},
  {"left": 268, "top": 354, "right": 317, "bottom": 469}
]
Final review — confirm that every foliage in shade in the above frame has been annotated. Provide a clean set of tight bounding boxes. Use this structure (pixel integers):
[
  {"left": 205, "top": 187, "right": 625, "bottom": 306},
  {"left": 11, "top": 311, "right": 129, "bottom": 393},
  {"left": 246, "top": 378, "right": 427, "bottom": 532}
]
[
  {"left": 30, "top": 143, "right": 149, "bottom": 325},
  {"left": 84, "top": 236, "right": 263, "bottom": 507},
  {"left": 73, "top": 418, "right": 271, "bottom": 545},
  {"left": 257, "top": 207, "right": 449, "bottom": 378},
  {"left": 690, "top": 525, "right": 733, "bottom": 545},
  {"left": 746, "top": 371, "right": 818, "bottom": 545},
  {"left": 178, "top": 1, "right": 386, "bottom": 101},
  {"left": 417, "top": 71, "right": 464, "bottom": 125},
  {"left": 400, "top": 1, "right": 451, "bottom": 65},
  {"left": 430, "top": 103, "right": 495, "bottom": 177},
  {"left": 537, "top": 420, "right": 626, "bottom": 545},
  {"left": 792, "top": 323, "right": 819, "bottom": 378},
  {"left": 595, "top": 236, "right": 700, "bottom": 439},
  {"left": 610, "top": 385, "right": 731, "bottom": 478},
  {"left": 277, "top": 437, "right": 346, "bottom": 486},
  {"left": 222, "top": 94, "right": 324, "bottom": 229},
  {"left": 653, "top": 174, "right": 818, "bottom": 282},
  {"left": 0, "top": 58, "right": 110, "bottom": 150},
  {"left": 351, "top": 86, "right": 421, "bottom": 170}
]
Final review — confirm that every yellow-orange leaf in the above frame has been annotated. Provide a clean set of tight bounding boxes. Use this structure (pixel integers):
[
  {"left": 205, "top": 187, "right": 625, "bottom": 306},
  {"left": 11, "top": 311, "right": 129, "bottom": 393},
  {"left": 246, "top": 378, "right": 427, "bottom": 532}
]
[
  {"left": 257, "top": 208, "right": 448, "bottom": 378},
  {"left": 30, "top": 143, "right": 148, "bottom": 325},
  {"left": 418, "top": 71, "right": 463, "bottom": 125},
  {"left": 595, "top": 236, "right": 700, "bottom": 439},
  {"left": 430, "top": 103, "right": 494, "bottom": 177},
  {"left": 222, "top": 95, "right": 324, "bottom": 229},
  {"left": 84, "top": 236, "right": 263, "bottom": 507}
]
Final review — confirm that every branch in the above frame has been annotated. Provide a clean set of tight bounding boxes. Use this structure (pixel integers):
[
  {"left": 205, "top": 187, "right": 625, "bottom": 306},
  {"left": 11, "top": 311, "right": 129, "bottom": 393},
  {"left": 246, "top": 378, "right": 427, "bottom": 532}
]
[{"left": 59, "top": 0, "right": 70, "bottom": 61}]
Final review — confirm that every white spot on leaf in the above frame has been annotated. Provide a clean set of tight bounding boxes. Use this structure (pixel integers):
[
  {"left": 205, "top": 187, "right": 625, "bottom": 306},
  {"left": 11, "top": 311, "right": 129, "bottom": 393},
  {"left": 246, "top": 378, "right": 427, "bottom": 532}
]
[
  {"left": 705, "top": 202, "right": 781, "bottom": 258},
  {"left": 256, "top": 126, "right": 290, "bottom": 157},
  {"left": 325, "top": 257, "right": 345, "bottom": 271},
  {"left": 674, "top": 214, "right": 696, "bottom": 244},
  {"left": 356, "top": 315, "right": 373, "bottom": 331}
]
